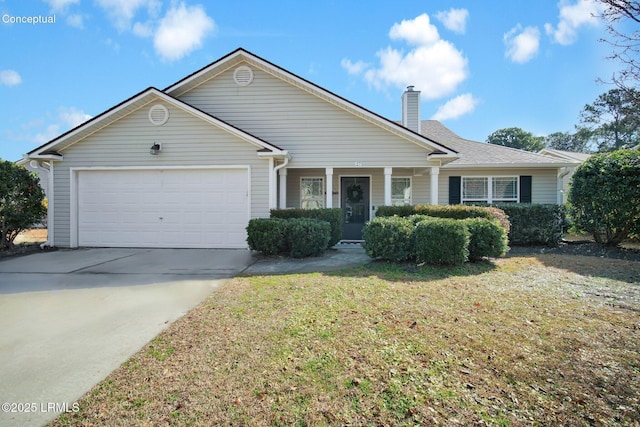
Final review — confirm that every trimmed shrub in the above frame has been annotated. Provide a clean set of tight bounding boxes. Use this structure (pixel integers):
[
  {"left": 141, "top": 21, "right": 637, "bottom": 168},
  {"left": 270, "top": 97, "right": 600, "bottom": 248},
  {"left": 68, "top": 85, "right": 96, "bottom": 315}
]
[
  {"left": 568, "top": 149, "right": 640, "bottom": 245},
  {"left": 464, "top": 218, "right": 509, "bottom": 260},
  {"left": 414, "top": 218, "right": 470, "bottom": 265},
  {"left": 271, "top": 208, "right": 342, "bottom": 247},
  {"left": 362, "top": 216, "right": 414, "bottom": 261},
  {"left": 493, "top": 203, "right": 566, "bottom": 246},
  {"left": 376, "top": 204, "right": 510, "bottom": 234},
  {"left": 287, "top": 218, "right": 331, "bottom": 258},
  {"left": 246, "top": 218, "right": 289, "bottom": 255}
]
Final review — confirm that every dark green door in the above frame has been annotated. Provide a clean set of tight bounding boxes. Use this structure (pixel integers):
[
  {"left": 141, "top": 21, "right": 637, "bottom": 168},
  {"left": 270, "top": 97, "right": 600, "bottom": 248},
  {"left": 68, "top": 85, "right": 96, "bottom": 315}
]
[{"left": 341, "top": 177, "right": 370, "bottom": 240}]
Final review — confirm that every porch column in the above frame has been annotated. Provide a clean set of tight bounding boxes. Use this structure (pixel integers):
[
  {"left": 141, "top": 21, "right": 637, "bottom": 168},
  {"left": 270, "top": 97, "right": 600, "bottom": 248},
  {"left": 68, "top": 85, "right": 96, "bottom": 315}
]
[
  {"left": 279, "top": 168, "right": 287, "bottom": 209},
  {"left": 325, "top": 167, "right": 333, "bottom": 208},
  {"left": 430, "top": 166, "right": 439, "bottom": 205},
  {"left": 384, "top": 167, "right": 392, "bottom": 206}
]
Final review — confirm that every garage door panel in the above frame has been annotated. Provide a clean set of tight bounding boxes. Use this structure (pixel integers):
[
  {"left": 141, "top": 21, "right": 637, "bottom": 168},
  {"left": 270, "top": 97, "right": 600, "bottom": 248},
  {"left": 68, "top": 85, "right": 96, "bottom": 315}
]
[{"left": 78, "top": 169, "right": 248, "bottom": 248}]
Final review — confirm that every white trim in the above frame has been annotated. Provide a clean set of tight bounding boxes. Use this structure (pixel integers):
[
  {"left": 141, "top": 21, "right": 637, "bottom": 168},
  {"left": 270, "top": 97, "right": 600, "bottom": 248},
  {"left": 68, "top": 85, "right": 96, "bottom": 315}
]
[
  {"left": 70, "top": 165, "right": 251, "bottom": 248},
  {"left": 29, "top": 88, "right": 286, "bottom": 158},
  {"left": 429, "top": 166, "right": 439, "bottom": 205}
]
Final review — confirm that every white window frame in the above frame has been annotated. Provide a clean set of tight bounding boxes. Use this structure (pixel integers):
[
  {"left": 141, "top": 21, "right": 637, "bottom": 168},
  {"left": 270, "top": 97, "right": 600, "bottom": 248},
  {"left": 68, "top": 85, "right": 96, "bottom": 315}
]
[
  {"left": 462, "top": 176, "right": 519, "bottom": 204},
  {"left": 300, "top": 177, "right": 324, "bottom": 209},
  {"left": 391, "top": 177, "right": 412, "bottom": 206}
]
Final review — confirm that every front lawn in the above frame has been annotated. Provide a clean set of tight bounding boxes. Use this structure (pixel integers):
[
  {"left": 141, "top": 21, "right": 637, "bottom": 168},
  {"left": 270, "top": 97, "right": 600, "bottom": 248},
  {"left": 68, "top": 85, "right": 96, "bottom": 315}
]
[{"left": 52, "top": 253, "right": 640, "bottom": 426}]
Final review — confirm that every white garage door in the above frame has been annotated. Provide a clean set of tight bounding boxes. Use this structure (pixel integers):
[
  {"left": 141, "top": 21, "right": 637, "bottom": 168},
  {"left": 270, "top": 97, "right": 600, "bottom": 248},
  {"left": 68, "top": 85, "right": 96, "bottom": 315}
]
[{"left": 77, "top": 168, "right": 249, "bottom": 248}]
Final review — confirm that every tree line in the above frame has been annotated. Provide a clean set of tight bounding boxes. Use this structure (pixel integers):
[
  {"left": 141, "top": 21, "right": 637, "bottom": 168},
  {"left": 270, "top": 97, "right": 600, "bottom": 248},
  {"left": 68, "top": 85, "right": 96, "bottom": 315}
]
[{"left": 487, "top": 88, "right": 640, "bottom": 153}]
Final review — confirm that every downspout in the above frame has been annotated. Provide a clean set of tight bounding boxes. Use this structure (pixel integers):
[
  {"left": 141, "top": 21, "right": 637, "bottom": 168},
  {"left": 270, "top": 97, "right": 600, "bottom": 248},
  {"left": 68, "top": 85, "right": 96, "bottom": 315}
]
[
  {"left": 273, "top": 155, "right": 289, "bottom": 209},
  {"left": 557, "top": 166, "right": 572, "bottom": 205},
  {"left": 272, "top": 155, "right": 290, "bottom": 209}
]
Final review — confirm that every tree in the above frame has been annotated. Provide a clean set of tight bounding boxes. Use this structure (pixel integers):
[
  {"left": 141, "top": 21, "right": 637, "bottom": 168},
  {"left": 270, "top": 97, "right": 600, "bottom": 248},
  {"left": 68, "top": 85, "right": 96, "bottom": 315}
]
[
  {"left": 595, "top": 0, "right": 640, "bottom": 92},
  {"left": 0, "top": 161, "right": 46, "bottom": 249},
  {"left": 578, "top": 88, "right": 640, "bottom": 151},
  {"left": 486, "top": 127, "right": 545, "bottom": 152},
  {"left": 568, "top": 149, "right": 640, "bottom": 245},
  {"left": 544, "top": 130, "right": 592, "bottom": 153}
]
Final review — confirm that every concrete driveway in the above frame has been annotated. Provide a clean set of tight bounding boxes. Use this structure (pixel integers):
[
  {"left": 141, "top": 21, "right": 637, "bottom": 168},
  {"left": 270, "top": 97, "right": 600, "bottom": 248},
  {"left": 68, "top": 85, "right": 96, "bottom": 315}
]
[{"left": 0, "top": 248, "right": 254, "bottom": 427}]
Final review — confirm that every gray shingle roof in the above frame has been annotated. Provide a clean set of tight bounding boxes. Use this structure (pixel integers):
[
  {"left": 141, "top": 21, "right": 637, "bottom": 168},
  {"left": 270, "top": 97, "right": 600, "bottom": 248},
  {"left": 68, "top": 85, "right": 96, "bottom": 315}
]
[{"left": 419, "top": 120, "right": 573, "bottom": 167}]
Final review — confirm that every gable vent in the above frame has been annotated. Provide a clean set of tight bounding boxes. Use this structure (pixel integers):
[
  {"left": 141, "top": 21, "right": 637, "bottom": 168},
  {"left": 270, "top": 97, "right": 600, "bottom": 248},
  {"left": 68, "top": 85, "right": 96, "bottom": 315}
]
[
  {"left": 233, "top": 65, "right": 254, "bottom": 86},
  {"left": 148, "top": 104, "right": 169, "bottom": 126}
]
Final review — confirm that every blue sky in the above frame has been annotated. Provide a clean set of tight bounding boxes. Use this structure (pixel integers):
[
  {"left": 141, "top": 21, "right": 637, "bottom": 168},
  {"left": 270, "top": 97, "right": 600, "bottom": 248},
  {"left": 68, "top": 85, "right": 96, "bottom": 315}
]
[{"left": 0, "top": 0, "right": 619, "bottom": 161}]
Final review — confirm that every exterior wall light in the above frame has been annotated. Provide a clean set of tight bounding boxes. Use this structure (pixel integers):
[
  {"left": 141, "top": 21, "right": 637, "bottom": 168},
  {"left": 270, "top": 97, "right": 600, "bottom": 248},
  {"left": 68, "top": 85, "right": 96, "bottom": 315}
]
[{"left": 150, "top": 143, "right": 161, "bottom": 155}]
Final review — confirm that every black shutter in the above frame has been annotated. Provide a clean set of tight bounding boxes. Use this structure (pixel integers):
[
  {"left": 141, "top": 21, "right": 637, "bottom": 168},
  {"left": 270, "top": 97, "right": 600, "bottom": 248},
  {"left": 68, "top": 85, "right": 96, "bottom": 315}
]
[
  {"left": 449, "top": 176, "right": 461, "bottom": 204},
  {"left": 520, "top": 175, "right": 532, "bottom": 203}
]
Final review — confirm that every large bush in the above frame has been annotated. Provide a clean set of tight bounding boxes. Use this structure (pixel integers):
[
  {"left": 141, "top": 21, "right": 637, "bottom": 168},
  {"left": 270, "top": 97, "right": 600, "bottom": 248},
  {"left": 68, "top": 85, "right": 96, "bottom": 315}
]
[
  {"left": 414, "top": 218, "right": 470, "bottom": 265},
  {"left": 246, "top": 218, "right": 289, "bottom": 255},
  {"left": 492, "top": 203, "right": 567, "bottom": 246},
  {"left": 270, "top": 208, "right": 342, "bottom": 247},
  {"left": 463, "top": 218, "right": 509, "bottom": 260},
  {"left": 376, "top": 204, "right": 510, "bottom": 234},
  {"left": 362, "top": 216, "right": 414, "bottom": 261},
  {"left": 0, "top": 161, "right": 46, "bottom": 249},
  {"left": 568, "top": 149, "right": 640, "bottom": 245},
  {"left": 287, "top": 218, "right": 331, "bottom": 258}
]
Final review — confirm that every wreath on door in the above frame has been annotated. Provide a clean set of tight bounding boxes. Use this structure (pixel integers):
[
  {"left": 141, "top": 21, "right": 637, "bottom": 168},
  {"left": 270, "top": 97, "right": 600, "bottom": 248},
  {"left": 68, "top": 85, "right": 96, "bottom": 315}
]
[{"left": 346, "top": 184, "right": 364, "bottom": 203}]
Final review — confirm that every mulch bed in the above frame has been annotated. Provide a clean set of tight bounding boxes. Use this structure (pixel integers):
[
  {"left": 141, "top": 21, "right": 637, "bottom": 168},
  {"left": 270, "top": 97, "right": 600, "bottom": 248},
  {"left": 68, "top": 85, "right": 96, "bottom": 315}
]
[{"left": 508, "top": 241, "right": 640, "bottom": 262}]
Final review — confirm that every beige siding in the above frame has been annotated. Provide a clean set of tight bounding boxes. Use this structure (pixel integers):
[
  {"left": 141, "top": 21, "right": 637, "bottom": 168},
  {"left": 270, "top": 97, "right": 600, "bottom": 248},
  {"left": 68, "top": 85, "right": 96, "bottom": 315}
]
[
  {"left": 52, "top": 103, "right": 270, "bottom": 247},
  {"left": 178, "top": 65, "right": 434, "bottom": 168},
  {"left": 438, "top": 168, "right": 559, "bottom": 205}
]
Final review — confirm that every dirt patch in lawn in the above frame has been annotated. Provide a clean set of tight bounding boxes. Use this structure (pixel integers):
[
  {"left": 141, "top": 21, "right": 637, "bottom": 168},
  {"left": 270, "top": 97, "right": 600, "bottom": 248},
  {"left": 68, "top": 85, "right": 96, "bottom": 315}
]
[{"left": 50, "top": 251, "right": 640, "bottom": 427}]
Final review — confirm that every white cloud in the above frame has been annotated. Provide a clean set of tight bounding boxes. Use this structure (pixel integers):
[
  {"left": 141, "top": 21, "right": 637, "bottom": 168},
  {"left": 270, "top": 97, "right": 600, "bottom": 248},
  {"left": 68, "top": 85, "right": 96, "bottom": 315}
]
[
  {"left": 435, "top": 8, "right": 469, "bottom": 34},
  {"left": 43, "top": 0, "right": 79, "bottom": 12},
  {"left": 545, "top": 0, "right": 603, "bottom": 45},
  {"left": 132, "top": 21, "right": 154, "bottom": 38},
  {"left": 153, "top": 2, "right": 215, "bottom": 62},
  {"left": 389, "top": 13, "right": 440, "bottom": 46},
  {"left": 95, "top": 0, "right": 161, "bottom": 31},
  {"left": 431, "top": 93, "right": 479, "bottom": 121},
  {"left": 345, "top": 13, "right": 468, "bottom": 100},
  {"left": 58, "top": 106, "right": 91, "bottom": 128},
  {"left": 66, "top": 13, "right": 83, "bottom": 28},
  {"left": 10, "top": 107, "right": 92, "bottom": 145},
  {"left": 504, "top": 25, "right": 541, "bottom": 63},
  {"left": 341, "top": 58, "right": 369, "bottom": 75},
  {"left": 0, "top": 69, "right": 22, "bottom": 86}
]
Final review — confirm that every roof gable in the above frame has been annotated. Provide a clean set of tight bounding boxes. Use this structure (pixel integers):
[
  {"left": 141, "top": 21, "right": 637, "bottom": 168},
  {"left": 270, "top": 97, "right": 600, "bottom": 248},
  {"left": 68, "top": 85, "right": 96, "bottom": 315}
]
[
  {"left": 165, "top": 48, "right": 458, "bottom": 159},
  {"left": 28, "top": 87, "right": 285, "bottom": 159}
]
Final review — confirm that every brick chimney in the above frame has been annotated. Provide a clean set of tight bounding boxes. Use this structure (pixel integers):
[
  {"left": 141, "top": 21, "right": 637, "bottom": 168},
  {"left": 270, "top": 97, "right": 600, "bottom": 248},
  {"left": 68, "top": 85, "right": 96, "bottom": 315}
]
[{"left": 401, "top": 85, "right": 421, "bottom": 133}]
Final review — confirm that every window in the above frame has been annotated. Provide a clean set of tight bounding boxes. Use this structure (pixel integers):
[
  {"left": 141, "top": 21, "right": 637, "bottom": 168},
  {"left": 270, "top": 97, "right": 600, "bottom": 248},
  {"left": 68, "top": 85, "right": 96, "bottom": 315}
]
[
  {"left": 462, "top": 176, "right": 518, "bottom": 204},
  {"left": 462, "top": 177, "right": 488, "bottom": 203},
  {"left": 492, "top": 177, "right": 518, "bottom": 202},
  {"left": 391, "top": 177, "right": 412, "bottom": 206},
  {"left": 301, "top": 177, "right": 324, "bottom": 209}
]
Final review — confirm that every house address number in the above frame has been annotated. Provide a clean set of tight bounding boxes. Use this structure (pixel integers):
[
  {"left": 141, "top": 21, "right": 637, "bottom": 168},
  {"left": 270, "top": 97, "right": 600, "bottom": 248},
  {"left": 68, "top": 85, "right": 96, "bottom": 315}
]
[{"left": 354, "top": 161, "right": 363, "bottom": 167}]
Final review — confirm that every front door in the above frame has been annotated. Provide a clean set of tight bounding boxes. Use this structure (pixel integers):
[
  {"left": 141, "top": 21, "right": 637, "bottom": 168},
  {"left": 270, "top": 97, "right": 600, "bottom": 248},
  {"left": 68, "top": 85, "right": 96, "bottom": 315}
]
[{"left": 341, "top": 177, "right": 370, "bottom": 240}]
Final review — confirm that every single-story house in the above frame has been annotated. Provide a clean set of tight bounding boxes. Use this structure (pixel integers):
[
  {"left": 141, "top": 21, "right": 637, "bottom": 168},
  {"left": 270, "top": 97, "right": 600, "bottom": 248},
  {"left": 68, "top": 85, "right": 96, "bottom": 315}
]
[{"left": 24, "top": 48, "right": 578, "bottom": 248}]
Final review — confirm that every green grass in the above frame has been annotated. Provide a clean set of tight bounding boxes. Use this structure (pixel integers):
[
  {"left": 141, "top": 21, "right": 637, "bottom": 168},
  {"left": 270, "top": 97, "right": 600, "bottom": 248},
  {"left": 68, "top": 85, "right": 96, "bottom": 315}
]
[{"left": 50, "top": 253, "right": 640, "bottom": 426}]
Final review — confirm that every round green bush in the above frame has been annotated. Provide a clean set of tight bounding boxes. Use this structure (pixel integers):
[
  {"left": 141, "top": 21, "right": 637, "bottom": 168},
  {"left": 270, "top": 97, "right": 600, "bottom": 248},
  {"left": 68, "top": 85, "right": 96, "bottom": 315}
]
[
  {"left": 414, "top": 218, "right": 470, "bottom": 265},
  {"left": 362, "top": 216, "right": 414, "bottom": 261},
  {"left": 287, "top": 218, "right": 331, "bottom": 258},
  {"left": 246, "top": 218, "right": 289, "bottom": 255},
  {"left": 463, "top": 218, "right": 509, "bottom": 260}
]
